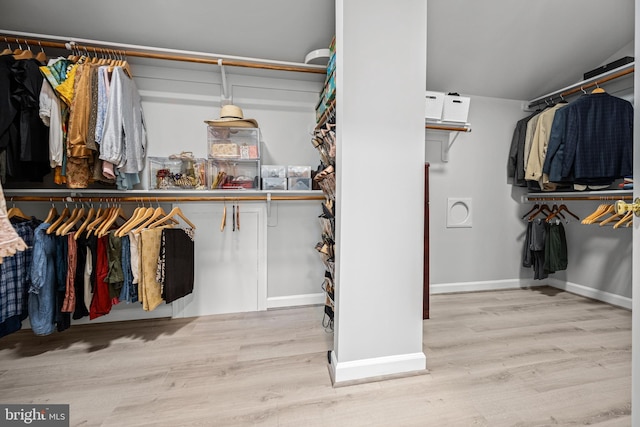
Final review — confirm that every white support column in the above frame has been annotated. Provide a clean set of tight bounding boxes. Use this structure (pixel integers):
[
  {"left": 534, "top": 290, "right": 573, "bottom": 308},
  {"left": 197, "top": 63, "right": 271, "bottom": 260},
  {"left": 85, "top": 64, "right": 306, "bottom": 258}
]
[{"left": 331, "top": 0, "right": 427, "bottom": 384}]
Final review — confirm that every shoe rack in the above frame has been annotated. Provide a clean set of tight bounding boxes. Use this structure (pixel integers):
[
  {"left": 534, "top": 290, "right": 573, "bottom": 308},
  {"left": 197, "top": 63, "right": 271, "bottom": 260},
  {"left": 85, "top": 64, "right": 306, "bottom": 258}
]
[{"left": 312, "top": 102, "right": 335, "bottom": 331}]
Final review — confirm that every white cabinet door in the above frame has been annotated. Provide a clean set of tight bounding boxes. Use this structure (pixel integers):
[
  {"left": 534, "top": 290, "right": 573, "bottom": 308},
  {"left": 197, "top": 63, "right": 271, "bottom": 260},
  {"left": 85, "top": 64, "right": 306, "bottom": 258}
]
[{"left": 172, "top": 202, "right": 267, "bottom": 317}]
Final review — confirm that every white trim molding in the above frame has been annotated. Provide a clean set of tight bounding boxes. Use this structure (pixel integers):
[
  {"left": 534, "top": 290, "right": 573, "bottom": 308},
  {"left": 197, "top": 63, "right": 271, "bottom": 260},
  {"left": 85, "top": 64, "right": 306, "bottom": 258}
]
[
  {"left": 546, "top": 278, "right": 632, "bottom": 310},
  {"left": 267, "top": 293, "right": 325, "bottom": 309},
  {"left": 430, "top": 279, "right": 545, "bottom": 294},
  {"left": 329, "top": 351, "right": 427, "bottom": 385},
  {"left": 429, "top": 278, "right": 631, "bottom": 310}
]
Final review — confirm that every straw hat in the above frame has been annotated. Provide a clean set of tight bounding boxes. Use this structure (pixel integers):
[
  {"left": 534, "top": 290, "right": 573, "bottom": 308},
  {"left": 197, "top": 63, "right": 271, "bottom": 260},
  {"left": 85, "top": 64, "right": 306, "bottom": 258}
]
[{"left": 205, "top": 104, "right": 258, "bottom": 128}]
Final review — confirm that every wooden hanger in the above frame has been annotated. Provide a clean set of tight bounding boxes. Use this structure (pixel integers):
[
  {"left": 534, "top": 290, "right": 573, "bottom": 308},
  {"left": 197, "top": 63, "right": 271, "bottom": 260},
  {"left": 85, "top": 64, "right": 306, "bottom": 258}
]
[
  {"left": 58, "top": 205, "right": 86, "bottom": 236},
  {"left": 14, "top": 40, "right": 33, "bottom": 60},
  {"left": 587, "top": 204, "right": 615, "bottom": 225},
  {"left": 133, "top": 206, "right": 168, "bottom": 235},
  {"left": 527, "top": 204, "right": 551, "bottom": 221},
  {"left": 1, "top": 38, "right": 13, "bottom": 56},
  {"left": 591, "top": 82, "right": 605, "bottom": 94},
  {"left": 35, "top": 42, "right": 47, "bottom": 63},
  {"left": 582, "top": 203, "right": 608, "bottom": 224},
  {"left": 97, "top": 205, "right": 127, "bottom": 237},
  {"left": 148, "top": 206, "right": 196, "bottom": 230},
  {"left": 521, "top": 204, "right": 539, "bottom": 220},
  {"left": 613, "top": 211, "right": 633, "bottom": 229},
  {"left": 86, "top": 205, "right": 112, "bottom": 237},
  {"left": 117, "top": 206, "right": 159, "bottom": 237},
  {"left": 7, "top": 205, "right": 30, "bottom": 220},
  {"left": 46, "top": 205, "right": 70, "bottom": 234},
  {"left": 546, "top": 203, "right": 579, "bottom": 223},
  {"left": 599, "top": 209, "right": 625, "bottom": 226},
  {"left": 114, "top": 205, "right": 145, "bottom": 236},
  {"left": 44, "top": 202, "right": 58, "bottom": 224},
  {"left": 74, "top": 205, "right": 97, "bottom": 240}
]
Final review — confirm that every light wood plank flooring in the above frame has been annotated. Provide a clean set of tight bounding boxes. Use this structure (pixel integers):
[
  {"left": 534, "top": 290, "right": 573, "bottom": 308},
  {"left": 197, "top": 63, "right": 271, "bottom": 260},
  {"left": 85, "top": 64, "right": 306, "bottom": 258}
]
[{"left": 0, "top": 286, "right": 631, "bottom": 426}]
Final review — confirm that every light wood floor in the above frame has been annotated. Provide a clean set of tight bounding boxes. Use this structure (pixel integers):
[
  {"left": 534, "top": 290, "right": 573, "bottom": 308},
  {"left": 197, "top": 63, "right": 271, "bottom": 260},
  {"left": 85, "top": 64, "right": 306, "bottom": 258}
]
[{"left": 0, "top": 286, "right": 631, "bottom": 426}]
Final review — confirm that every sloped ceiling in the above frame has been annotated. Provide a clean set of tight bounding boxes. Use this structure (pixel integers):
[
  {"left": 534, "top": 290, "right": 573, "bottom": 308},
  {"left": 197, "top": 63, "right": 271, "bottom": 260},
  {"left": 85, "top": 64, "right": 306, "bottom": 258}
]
[
  {"left": 427, "top": 0, "right": 634, "bottom": 101},
  {"left": 0, "top": 0, "right": 635, "bottom": 102}
]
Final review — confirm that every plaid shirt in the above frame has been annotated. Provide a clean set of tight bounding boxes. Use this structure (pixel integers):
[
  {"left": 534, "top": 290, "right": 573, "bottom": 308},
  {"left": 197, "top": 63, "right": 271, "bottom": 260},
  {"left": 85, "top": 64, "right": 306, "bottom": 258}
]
[{"left": 0, "top": 219, "right": 39, "bottom": 323}]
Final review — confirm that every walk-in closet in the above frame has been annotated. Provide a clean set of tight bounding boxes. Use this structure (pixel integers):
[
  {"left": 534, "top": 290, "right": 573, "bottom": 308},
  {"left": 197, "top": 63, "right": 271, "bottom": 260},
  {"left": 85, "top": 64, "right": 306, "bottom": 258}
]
[{"left": 0, "top": 1, "right": 638, "bottom": 426}]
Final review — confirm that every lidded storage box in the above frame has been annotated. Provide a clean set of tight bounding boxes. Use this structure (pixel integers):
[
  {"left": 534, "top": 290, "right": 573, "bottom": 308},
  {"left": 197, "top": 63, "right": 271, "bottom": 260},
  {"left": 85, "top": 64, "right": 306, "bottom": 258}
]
[
  {"left": 148, "top": 155, "right": 207, "bottom": 190},
  {"left": 207, "top": 126, "right": 260, "bottom": 160},
  {"left": 208, "top": 160, "right": 259, "bottom": 189},
  {"left": 442, "top": 94, "right": 470, "bottom": 123},
  {"left": 207, "top": 125, "right": 261, "bottom": 190},
  {"left": 261, "top": 165, "right": 287, "bottom": 190}
]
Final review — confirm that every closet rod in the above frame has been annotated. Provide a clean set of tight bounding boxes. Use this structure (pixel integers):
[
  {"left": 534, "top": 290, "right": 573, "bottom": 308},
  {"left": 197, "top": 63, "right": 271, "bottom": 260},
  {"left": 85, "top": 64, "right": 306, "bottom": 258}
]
[
  {"left": 526, "top": 62, "right": 634, "bottom": 109},
  {"left": 425, "top": 124, "right": 471, "bottom": 132},
  {"left": 0, "top": 30, "right": 326, "bottom": 75},
  {"left": 524, "top": 195, "right": 633, "bottom": 202},
  {"left": 6, "top": 195, "right": 326, "bottom": 203}
]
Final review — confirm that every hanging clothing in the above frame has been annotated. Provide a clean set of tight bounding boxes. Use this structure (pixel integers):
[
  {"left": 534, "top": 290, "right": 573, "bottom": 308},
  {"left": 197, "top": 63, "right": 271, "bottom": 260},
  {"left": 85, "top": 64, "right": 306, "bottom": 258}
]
[
  {"left": 0, "top": 55, "right": 18, "bottom": 181},
  {"left": 61, "top": 233, "right": 77, "bottom": 313},
  {"left": 139, "top": 228, "right": 163, "bottom": 311},
  {"left": 544, "top": 222, "right": 568, "bottom": 274},
  {"left": 529, "top": 219, "right": 548, "bottom": 280},
  {"left": 507, "top": 110, "right": 541, "bottom": 187},
  {"left": 561, "top": 93, "right": 633, "bottom": 187},
  {"left": 54, "top": 234, "right": 70, "bottom": 332},
  {"left": 39, "top": 73, "right": 64, "bottom": 168},
  {"left": 525, "top": 103, "right": 564, "bottom": 188},
  {"left": 0, "top": 180, "right": 27, "bottom": 260},
  {"left": 0, "top": 217, "right": 40, "bottom": 337},
  {"left": 89, "top": 235, "right": 112, "bottom": 320},
  {"left": 106, "top": 232, "right": 124, "bottom": 301},
  {"left": 5, "top": 57, "right": 50, "bottom": 181},
  {"left": 99, "top": 67, "right": 146, "bottom": 180},
  {"left": 28, "top": 223, "right": 57, "bottom": 336},
  {"left": 160, "top": 228, "right": 195, "bottom": 304},
  {"left": 73, "top": 233, "right": 90, "bottom": 320}
]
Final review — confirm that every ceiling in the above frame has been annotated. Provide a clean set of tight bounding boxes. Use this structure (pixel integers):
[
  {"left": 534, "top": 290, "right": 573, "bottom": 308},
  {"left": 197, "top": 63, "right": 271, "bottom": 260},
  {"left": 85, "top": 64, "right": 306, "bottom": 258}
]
[{"left": 0, "top": 0, "right": 634, "bottom": 102}]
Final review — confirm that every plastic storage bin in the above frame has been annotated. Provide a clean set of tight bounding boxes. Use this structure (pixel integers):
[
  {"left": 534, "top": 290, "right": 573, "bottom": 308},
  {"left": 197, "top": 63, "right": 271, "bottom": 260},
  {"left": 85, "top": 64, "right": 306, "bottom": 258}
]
[
  {"left": 208, "top": 160, "right": 259, "bottom": 189},
  {"left": 261, "top": 165, "right": 287, "bottom": 179},
  {"left": 207, "top": 126, "right": 260, "bottom": 160},
  {"left": 263, "top": 178, "right": 287, "bottom": 190},
  {"left": 425, "top": 91, "right": 445, "bottom": 120},
  {"left": 288, "top": 177, "right": 312, "bottom": 190},
  {"left": 286, "top": 165, "right": 312, "bottom": 178},
  {"left": 442, "top": 94, "right": 470, "bottom": 123},
  {"left": 148, "top": 156, "right": 207, "bottom": 190}
]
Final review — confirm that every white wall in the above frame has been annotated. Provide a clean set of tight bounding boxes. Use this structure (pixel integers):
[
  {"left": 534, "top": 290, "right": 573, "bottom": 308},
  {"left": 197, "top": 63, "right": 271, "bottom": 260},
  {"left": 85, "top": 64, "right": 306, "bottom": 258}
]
[
  {"left": 426, "top": 95, "right": 529, "bottom": 288},
  {"left": 139, "top": 65, "right": 328, "bottom": 307},
  {"left": 427, "top": 93, "right": 634, "bottom": 302}
]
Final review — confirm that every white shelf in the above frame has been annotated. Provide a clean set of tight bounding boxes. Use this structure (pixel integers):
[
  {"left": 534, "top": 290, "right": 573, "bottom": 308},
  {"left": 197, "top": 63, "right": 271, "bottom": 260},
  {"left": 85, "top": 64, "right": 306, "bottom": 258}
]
[{"left": 522, "top": 189, "right": 633, "bottom": 202}]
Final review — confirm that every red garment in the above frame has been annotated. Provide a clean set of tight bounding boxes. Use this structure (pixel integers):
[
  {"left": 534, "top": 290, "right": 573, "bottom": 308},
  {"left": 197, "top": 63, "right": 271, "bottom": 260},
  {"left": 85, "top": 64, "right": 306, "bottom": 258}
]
[
  {"left": 61, "top": 233, "right": 77, "bottom": 312},
  {"left": 89, "top": 235, "right": 112, "bottom": 319}
]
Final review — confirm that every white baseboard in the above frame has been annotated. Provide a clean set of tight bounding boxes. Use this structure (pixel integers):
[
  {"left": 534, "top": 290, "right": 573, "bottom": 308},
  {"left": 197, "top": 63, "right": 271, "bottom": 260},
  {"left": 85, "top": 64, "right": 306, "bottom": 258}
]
[
  {"left": 546, "top": 278, "right": 632, "bottom": 310},
  {"left": 329, "top": 350, "right": 427, "bottom": 385},
  {"left": 267, "top": 293, "right": 325, "bottom": 309},
  {"left": 430, "top": 278, "right": 631, "bottom": 310},
  {"left": 430, "top": 279, "right": 544, "bottom": 295}
]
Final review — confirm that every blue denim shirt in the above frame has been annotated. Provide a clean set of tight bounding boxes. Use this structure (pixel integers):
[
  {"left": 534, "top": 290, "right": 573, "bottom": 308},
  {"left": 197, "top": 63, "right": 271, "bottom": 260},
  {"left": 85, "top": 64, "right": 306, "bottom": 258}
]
[{"left": 28, "top": 223, "right": 57, "bottom": 336}]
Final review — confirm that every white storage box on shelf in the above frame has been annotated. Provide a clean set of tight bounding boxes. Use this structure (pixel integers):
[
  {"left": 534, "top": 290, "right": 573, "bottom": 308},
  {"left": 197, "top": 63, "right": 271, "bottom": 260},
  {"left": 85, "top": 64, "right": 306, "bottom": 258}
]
[
  {"left": 442, "top": 94, "right": 471, "bottom": 123},
  {"left": 208, "top": 160, "right": 260, "bottom": 189},
  {"left": 424, "top": 91, "right": 445, "bottom": 120},
  {"left": 207, "top": 126, "right": 260, "bottom": 160},
  {"left": 148, "top": 156, "right": 207, "bottom": 190},
  {"left": 261, "top": 165, "right": 287, "bottom": 190}
]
